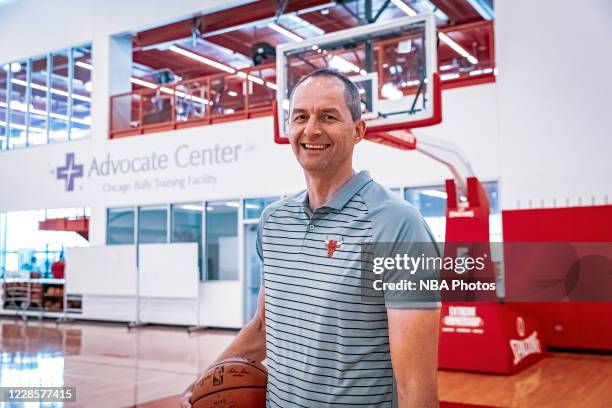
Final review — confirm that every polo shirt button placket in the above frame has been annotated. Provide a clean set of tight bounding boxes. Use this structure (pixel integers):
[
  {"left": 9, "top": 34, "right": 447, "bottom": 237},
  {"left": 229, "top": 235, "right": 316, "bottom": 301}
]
[{"left": 308, "top": 224, "right": 315, "bottom": 231}]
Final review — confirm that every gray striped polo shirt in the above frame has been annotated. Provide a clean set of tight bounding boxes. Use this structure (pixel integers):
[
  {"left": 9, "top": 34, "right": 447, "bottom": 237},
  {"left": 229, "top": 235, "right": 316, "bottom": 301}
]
[{"left": 256, "top": 170, "right": 439, "bottom": 408}]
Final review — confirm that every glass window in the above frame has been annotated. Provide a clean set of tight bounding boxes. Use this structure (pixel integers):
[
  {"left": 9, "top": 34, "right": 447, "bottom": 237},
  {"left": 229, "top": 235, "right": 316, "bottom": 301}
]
[
  {"left": 107, "top": 208, "right": 135, "bottom": 244},
  {"left": 244, "top": 196, "right": 279, "bottom": 220},
  {"left": 29, "top": 54, "right": 48, "bottom": 145},
  {"left": 404, "top": 181, "right": 501, "bottom": 242},
  {"left": 49, "top": 50, "right": 69, "bottom": 143},
  {"left": 138, "top": 205, "right": 167, "bottom": 244},
  {"left": 1, "top": 44, "right": 91, "bottom": 149},
  {"left": 71, "top": 45, "right": 91, "bottom": 139},
  {"left": 172, "top": 204, "right": 203, "bottom": 243},
  {"left": 404, "top": 185, "right": 448, "bottom": 242},
  {"left": 8, "top": 60, "right": 28, "bottom": 149},
  {"left": 0, "top": 69, "right": 7, "bottom": 150},
  {"left": 1, "top": 209, "right": 89, "bottom": 277},
  {"left": 483, "top": 182, "right": 502, "bottom": 242},
  {"left": 0, "top": 213, "right": 6, "bottom": 275},
  {"left": 172, "top": 203, "right": 203, "bottom": 277},
  {"left": 5, "top": 253, "right": 18, "bottom": 274},
  {"left": 206, "top": 200, "right": 239, "bottom": 280}
]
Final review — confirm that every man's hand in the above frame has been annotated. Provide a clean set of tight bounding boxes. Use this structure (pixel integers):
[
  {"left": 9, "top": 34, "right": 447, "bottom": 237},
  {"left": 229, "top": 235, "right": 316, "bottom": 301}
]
[
  {"left": 388, "top": 307, "right": 440, "bottom": 408},
  {"left": 180, "top": 286, "right": 266, "bottom": 407},
  {"left": 179, "top": 390, "right": 192, "bottom": 408}
]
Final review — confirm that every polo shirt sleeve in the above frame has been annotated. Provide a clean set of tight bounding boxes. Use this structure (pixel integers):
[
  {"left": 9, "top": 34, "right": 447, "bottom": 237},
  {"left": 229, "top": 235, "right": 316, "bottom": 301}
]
[
  {"left": 256, "top": 200, "right": 283, "bottom": 263},
  {"left": 256, "top": 207, "right": 269, "bottom": 263},
  {"left": 373, "top": 200, "right": 441, "bottom": 310}
]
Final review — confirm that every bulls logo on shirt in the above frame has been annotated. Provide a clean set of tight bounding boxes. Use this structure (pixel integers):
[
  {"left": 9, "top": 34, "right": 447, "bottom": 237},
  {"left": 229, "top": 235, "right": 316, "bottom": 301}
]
[{"left": 325, "top": 237, "right": 343, "bottom": 257}]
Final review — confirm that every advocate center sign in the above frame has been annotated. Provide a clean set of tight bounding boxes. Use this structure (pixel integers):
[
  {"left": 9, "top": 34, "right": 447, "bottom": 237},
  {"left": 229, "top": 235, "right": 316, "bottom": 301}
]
[{"left": 54, "top": 141, "right": 252, "bottom": 198}]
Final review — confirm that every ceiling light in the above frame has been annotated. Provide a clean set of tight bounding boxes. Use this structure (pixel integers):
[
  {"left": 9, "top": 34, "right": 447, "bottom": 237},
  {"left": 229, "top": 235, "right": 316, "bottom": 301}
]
[
  {"left": 421, "top": 189, "right": 447, "bottom": 199},
  {"left": 75, "top": 61, "right": 93, "bottom": 70},
  {"left": 267, "top": 22, "right": 304, "bottom": 42},
  {"left": 328, "top": 56, "right": 361, "bottom": 74},
  {"left": 320, "top": 9, "right": 329, "bottom": 15},
  {"left": 9, "top": 100, "right": 25, "bottom": 110},
  {"left": 0, "top": 101, "right": 91, "bottom": 126},
  {"left": 245, "top": 203, "right": 261, "bottom": 209},
  {"left": 266, "top": 82, "right": 277, "bottom": 90},
  {"left": 381, "top": 83, "right": 403, "bottom": 100},
  {"left": 130, "top": 77, "right": 157, "bottom": 89},
  {"left": 397, "top": 39, "right": 413, "bottom": 54},
  {"left": 177, "top": 204, "right": 204, "bottom": 211},
  {"left": 441, "top": 73, "right": 460, "bottom": 80},
  {"left": 225, "top": 202, "right": 240, "bottom": 208},
  {"left": 130, "top": 77, "right": 209, "bottom": 104},
  {"left": 235, "top": 71, "right": 269, "bottom": 87},
  {"left": 438, "top": 32, "right": 478, "bottom": 65},
  {"left": 84, "top": 81, "right": 93, "bottom": 92},
  {"left": 391, "top": 0, "right": 417, "bottom": 17},
  {"left": 391, "top": 0, "right": 478, "bottom": 65},
  {"left": 228, "top": 90, "right": 238, "bottom": 97},
  {"left": 11, "top": 78, "right": 92, "bottom": 103},
  {"left": 169, "top": 45, "right": 237, "bottom": 74},
  {"left": 0, "top": 120, "right": 45, "bottom": 133},
  {"left": 246, "top": 75, "right": 264, "bottom": 85},
  {"left": 2, "top": 62, "right": 22, "bottom": 73}
]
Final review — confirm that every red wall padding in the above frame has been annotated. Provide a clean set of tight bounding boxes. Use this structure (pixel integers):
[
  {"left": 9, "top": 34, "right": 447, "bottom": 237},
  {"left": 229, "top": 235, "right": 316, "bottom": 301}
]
[{"left": 502, "top": 205, "right": 612, "bottom": 350}]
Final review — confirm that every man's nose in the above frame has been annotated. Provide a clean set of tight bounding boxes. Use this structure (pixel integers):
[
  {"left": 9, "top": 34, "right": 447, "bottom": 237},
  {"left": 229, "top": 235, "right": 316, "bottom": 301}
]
[{"left": 304, "top": 116, "right": 322, "bottom": 137}]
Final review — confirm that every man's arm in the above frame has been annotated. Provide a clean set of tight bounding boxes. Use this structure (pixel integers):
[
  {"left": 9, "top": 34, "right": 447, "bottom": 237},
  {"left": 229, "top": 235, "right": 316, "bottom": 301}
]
[
  {"left": 180, "top": 285, "right": 266, "bottom": 407},
  {"left": 387, "top": 308, "right": 440, "bottom": 408}
]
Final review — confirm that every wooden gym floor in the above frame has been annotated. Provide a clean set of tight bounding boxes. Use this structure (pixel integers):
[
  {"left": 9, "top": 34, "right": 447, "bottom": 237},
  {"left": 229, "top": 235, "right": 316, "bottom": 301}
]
[{"left": 0, "top": 319, "right": 609, "bottom": 408}]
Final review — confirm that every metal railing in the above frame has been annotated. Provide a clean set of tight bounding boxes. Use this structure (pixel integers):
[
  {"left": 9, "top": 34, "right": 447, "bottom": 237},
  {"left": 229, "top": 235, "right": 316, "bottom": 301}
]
[{"left": 109, "top": 21, "right": 494, "bottom": 139}]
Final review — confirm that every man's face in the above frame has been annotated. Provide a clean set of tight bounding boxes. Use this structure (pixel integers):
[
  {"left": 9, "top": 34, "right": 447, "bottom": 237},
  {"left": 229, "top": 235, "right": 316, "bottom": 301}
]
[{"left": 288, "top": 76, "right": 365, "bottom": 174}]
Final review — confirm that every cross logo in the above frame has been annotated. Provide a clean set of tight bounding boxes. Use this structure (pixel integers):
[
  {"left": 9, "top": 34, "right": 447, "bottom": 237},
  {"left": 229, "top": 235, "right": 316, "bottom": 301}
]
[
  {"left": 325, "top": 238, "right": 343, "bottom": 257},
  {"left": 56, "top": 153, "right": 84, "bottom": 192}
]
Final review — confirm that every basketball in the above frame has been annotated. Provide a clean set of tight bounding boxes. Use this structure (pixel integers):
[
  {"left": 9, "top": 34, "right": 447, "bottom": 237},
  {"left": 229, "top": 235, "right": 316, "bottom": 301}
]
[{"left": 190, "top": 357, "right": 267, "bottom": 408}]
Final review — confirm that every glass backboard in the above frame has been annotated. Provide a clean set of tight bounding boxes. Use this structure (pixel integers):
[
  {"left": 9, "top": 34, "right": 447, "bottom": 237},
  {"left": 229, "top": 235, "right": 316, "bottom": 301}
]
[{"left": 274, "top": 13, "right": 440, "bottom": 143}]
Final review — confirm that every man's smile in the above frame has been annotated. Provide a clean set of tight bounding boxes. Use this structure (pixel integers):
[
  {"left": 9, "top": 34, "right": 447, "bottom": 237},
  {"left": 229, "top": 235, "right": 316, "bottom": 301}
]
[{"left": 302, "top": 143, "right": 331, "bottom": 150}]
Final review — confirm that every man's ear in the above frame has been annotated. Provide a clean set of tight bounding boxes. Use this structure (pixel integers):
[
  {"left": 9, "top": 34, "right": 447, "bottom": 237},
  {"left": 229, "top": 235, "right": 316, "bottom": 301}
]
[{"left": 353, "top": 120, "right": 366, "bottom": 144}]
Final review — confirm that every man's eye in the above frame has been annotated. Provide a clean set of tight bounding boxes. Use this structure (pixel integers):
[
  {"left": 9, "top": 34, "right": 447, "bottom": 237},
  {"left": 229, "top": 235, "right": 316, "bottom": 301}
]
[
  {"left": 293, "top": 115, "right": 306, "bottom": 122},
  {"left": 323, "top": 114, "right": 336, "bottom": 121}
]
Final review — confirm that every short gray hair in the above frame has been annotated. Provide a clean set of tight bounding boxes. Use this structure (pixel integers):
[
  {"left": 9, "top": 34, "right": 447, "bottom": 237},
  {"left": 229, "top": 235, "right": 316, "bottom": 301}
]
[{"left": 289, "top": 68, "right": 362, "bottom": 121}]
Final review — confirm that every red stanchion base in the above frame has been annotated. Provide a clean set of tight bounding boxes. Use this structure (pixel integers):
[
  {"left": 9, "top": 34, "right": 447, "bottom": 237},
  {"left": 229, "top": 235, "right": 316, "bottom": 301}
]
[{"left": 439, "top": 302, "right": 546, "bottom": 374}]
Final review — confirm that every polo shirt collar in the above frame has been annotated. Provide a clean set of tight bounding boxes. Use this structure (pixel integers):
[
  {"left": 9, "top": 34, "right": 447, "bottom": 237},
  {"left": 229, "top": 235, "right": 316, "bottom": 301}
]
[{"left": 292, "top": 170, "right": 372, "bottom": 210}]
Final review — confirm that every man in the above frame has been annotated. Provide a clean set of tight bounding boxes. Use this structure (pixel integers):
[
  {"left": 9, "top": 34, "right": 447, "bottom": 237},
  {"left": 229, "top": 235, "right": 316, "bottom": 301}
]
[{"left": 181, "top": 69, "right": 440, "bottom": 407}]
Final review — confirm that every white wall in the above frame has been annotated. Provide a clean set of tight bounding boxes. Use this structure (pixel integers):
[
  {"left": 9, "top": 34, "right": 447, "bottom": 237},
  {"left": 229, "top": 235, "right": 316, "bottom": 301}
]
[{"left": 495, "top": 0, "right": 612, "bottom": 209}]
